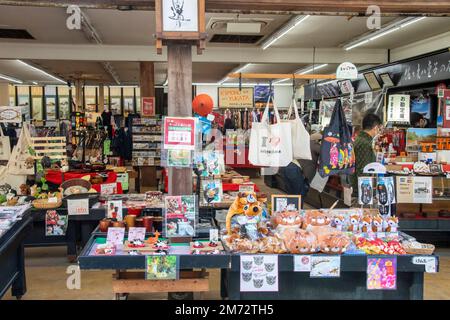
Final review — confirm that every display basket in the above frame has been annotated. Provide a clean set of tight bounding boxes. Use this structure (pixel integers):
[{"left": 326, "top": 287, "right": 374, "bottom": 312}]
[
  {"left": 32, "top": 196, "right": 63, "bottom": 210},
  {"left": 404, "top": 243, "right": 435, "bottom": 255}
]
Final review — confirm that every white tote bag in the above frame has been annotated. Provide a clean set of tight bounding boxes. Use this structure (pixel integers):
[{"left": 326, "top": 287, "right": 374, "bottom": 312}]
[
  {"left": 8, "top": 125, "right": 34, "bottom": 175},
  {"left": 286, "top": 98, "right": 312, "bottom": 160},
  {"left": 0, "top": 127, "right": 11, "bottom": 161},
  {"left": 248, "top": 96, "right": 293, "bottom": 167}
]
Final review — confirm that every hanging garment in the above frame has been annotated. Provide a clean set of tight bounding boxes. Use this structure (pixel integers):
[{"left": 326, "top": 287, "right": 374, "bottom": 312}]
[{"left": 0, "top": 126, "right": 11, "bottom": 161}]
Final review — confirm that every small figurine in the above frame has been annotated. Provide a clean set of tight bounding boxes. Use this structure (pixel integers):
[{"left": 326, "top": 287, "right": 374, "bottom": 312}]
[
  {"left": 372, "top": 215, "right": 384, "bottom": 233},
  {"left": 360, "top": 215, "right": 373, "bottom": 233},
  {"left": 384, "top": 216, "right": 399, "bottom": 233},
  {"left": 348, "top": 215, "right": 360, "bottom": 232},
  {"left": 333, "top": 215, "right": 345, "bottom": 231},
  {"left": 146, "top": 230, "right": 160, "bottom": 245}
]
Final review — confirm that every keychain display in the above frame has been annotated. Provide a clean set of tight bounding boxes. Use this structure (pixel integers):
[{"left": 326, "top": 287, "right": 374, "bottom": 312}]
[{"left": 376, "top": 176, "right": 396, "bottom": 216}]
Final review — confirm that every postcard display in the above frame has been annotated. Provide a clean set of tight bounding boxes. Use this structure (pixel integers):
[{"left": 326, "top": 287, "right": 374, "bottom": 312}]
[{"left": 132, "top": 118, "right": 162, "bottom": 166}]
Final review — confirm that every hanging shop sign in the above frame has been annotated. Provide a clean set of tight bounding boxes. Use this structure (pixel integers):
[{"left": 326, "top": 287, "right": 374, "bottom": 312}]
[
  {"left": 336, "top": 62, "right": 358, "bottom": 80},
  {"left": 155, "top": 0, "right": 206, "bottom": 54},
  {"left": 218, "top": 87, "right": 254, "bottom": 109},
  {"left": 0, "top": 106, "right": 22, "bottom": 123},
  {"left": 163, "top": 117, "right": 197, "bottom": 150},
  {"left": 387, "top": 94, "right": 410, "bottom": 123},
  {"left": 142, "top": 97, "right": 156, "bottom": 117}
]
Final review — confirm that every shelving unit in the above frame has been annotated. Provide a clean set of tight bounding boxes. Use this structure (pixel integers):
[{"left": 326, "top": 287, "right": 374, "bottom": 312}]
[{"left": 131, "top": 118, "right": 162, "bottom": 167}]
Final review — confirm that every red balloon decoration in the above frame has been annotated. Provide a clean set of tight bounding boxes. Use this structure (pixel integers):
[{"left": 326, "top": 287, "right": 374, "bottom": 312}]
[{"left": 193, "top": 94, "right": 214, "bottom": 117}]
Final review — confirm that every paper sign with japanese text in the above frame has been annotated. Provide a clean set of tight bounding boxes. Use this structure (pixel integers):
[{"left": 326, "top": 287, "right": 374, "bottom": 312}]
[
  {"left": 67, "top": 198, "right": 89, "bottom": 216},
  {"left": 163, "top": 117, "right": 197, "bottom": 150}
]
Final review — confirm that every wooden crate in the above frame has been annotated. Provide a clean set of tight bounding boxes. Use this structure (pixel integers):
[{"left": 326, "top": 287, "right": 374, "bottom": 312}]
[{"left": 30, "top": 136, "right": 67, "bottom": 161}]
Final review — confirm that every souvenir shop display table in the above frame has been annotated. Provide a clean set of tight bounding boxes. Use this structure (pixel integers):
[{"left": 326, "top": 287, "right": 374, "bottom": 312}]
[
  {"left": 223, "top": 252, "right": 437, "bottom": 300},
  {"left": 0, "top": 209, "right": 33, "bottom": 299},
  {"left": 78, "top": 233, "right": 230, "bottom": 300}
]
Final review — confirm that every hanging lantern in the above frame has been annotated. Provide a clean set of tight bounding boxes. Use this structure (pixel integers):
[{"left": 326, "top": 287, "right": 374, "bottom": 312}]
[{"left": 193, "top": 94, "right": 214, "bottom": 117}]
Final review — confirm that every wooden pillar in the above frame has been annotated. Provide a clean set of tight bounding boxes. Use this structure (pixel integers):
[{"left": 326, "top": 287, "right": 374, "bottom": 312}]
[
  {"left": 168, "top": 44, "right": 193, "bottom": 196},
  {"left": 139, "top": 62, "right": 157, "bottom": 188},
  {"left": 0, "top": 83, "right": 9, "bottom": 106},
  {"left": 75, "top": 79, "right": 83, "bottom": 112},
  {"left": 98, "top": 85, "right": 105, "bottom": 113},
  {"left": 140, "top": 62, "right": 155, "bottom": 101}
]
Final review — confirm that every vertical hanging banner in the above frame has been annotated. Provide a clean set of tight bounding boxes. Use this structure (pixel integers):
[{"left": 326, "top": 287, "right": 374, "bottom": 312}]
[
  {"left": 163, "top": 117, "right": 197, "bottom": 150},
  {"left": 367, "top": 257, "right": 397, "bottom": 290},
  {"left": 142, "top": 97, "right": 156, "bottom": 117},
  {"left": 240, "top": 255, "right": 278, "bottom": 292},
  {"left": 387, "top": 94, "right": 410, "bottom": 123}
]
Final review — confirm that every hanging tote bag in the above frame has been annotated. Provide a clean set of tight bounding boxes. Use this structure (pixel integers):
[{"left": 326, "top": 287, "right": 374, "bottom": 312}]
[
  {"left": 285, "top": 98, "right": 312, "bottom": 160},
  {"left": 0, "top": 165, "right": 27, "bottom": 191},
  {"left": 8, "top": 125, "right": 35, "bottom": 175},
  {"left": 248, "top": 95, "right": 293, "bottom": 167},
  {"left": 318, "top": 99, "right": 355, "bottom": 177},
  {"left": 0, "top": 127, "right": 11, "bottom": 161}
]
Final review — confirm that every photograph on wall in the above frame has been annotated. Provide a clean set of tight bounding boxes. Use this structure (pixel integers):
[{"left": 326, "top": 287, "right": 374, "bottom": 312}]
[
  {"left": 107, "top": 200, "right": 123, "bottom": 221},
  {"left": 146, "top": 255, "right": 179, "bottom": 280},
  {"left": 271, "top": 195, "right": 302, "bottom": 214},
  {"left": 201, "top": 179, "right": 223, "bottom": 204},
  {"left": 406, "top": 128, "right": 437, "bottom": 154},
  {"left": 164, "top": 195, "right": 196, "bottom": 237},
  {"left": 45, "top": 210, "right": 68, "bottom": 236},
  {"left": 367, "top": 257, "right": 397, "bottom": 290},
  {"left": 240, "top": 255, "right": 278, "bottom": 292}
]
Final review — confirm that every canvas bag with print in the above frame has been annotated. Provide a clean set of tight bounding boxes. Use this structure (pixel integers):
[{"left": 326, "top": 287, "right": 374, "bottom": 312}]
[
  {"left": 0, "top": 127, "right": 11, "bottom": 161},
  {"left": 285, "top": 98, "right": 312, "bottom": 160},
  {"left": 248, "top": 95, "right": 293, "bottom": 167},
  {"left": 318, "top": 99, "right": 355, "bottom": 177}
]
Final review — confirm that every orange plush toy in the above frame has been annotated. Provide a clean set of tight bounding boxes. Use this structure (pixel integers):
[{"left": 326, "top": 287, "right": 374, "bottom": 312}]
[
  {"left": 361, "top": 215, "right": 373, "bottom": 233},
  {"left": 348, "top": 215, "right": 360, "bottom": 232},
  {"left": 372, "top": 215, "right": 384, "bottom": 232}
]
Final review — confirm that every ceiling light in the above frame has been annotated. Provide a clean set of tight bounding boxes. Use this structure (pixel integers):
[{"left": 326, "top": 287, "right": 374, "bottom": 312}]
[
  {"left": 0, "top": 73, "right": 22, "bottom": 84},
  {"left": 234, "top": 64, "right": 251, "bottom": 74},
  {"left": 262, "top": 15, "right": 310, "bottom": 50},
  {"left": 32, "top": 81, "right": 38, "bottom": 85},
  {"left": 344, "top": 17, "right": 427, "bottom": 51},
  {"left": 16, "top": 60, "right": 66, "bottom": 84},
  {"left": 273, "top": 64, "right": 329, "bottom": 84}
]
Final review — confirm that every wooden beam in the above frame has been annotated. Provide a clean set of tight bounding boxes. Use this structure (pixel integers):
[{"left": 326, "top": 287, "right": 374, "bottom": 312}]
[
  {"left": 0, "top": 0, "right": 449, "bottom": 15},
  {"left": 112, "top": 278, "right": 209, "bottom": 293},
  {"left": 227, "top": 73, "right": 337, "bottom": 80}
]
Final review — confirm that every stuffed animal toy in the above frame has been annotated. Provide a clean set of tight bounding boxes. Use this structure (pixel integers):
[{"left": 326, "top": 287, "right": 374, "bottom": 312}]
[
  {"left": 303, "top": 210, "right": 331, "bottom": 229},
  {"left": 347, "top": 215, "right": 360, "bottom": 232},
  {"left": 282, "top": 228, "right": 318, "bottom": 254},
  {"left": 274, "top": 210, "right": 302, "bottom": 235},
  {"left": 361, "top": 215, "right": 373, "bottom": 233},
  {"left": 384, "top": 216, "right": 399, "bottom": 232},
  {"left": 225, "top": 192, "right": 266, "bottom": 235},
  {"left": 319, "top": 233, "right": 351, "bottom": 254},
  {"left": 332, "top": 215, "right": 345, "bottom": 231},
  {"left": 372, "top": 215, "right": 384, "bottom": 232}
]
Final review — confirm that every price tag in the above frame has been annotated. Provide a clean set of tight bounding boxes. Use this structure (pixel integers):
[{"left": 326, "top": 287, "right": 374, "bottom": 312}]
[
  {"left": 209, "top": 229, "right": 219, "bottom": 242},
  {"left": 67, "top": 198, "right": 89, "bottom": 216},
  {"left": 239, "top": 184, "right": 255, "bottom": 193},
  {"left": 412, "top": 256, "right": 437, "bottom": 273},
  {"left": 48, "top": 197, "right": 58, "bottom": 203}
]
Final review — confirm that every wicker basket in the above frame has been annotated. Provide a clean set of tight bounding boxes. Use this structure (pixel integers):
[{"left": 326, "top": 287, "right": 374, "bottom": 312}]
[
  {"left": 61, "top": 178, "right": 92, "bottom": 196},
  {"left": 404, "top": 243, "right": 435, "bottom": 255},
  {"left": 32, "top": 196, "right": 63, "bottom": 209}
]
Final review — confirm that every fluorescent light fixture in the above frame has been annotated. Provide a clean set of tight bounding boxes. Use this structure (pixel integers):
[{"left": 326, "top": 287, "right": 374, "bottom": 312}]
[
  {"left": 234, "top": 63, "right": 251, "bottom": 74},
  {"left": 32, "top": 81, "right": 38, "bottom": 85},
  {"left": 16, "top": 60, "right": 66, "bottom": 84},
  {"left": 273, "top": 64, "right": 329, "bottom": 84},
  {"left": 262, "top": 15, "right": 310, "bottom": 50},
  {"left": 344, "top": 17, "right": 427, "bottom": 51},
  {"left": 0, "top": 73, "right": 22, "bottom": 84}
]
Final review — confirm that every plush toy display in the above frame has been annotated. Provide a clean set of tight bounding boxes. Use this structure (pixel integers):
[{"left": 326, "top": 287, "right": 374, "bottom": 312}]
[
  {"left": 319, "top": 233, "right": 351, "bottom": 254},
  {"left": 347, "top": 215, "right": 360, "bottom": 232},
  {"left": 225, "top": 191, "right": 267, "bottom": 236},
  {"left": 332, "top": 215, "right": 345, "bottom": 231},
  {"left": 384, "top": 216, "right": 399, "bottom": 232},
  {"left": 361, "top": 215, "right": 373, "bottom": 233},
  {"left": 303, "top": 210, "right": 331, "bottom": 229},
  {"left": 273, "top": 210, "right": 303, "bottom": 235},
  {"left": 282, "top": 228, "right": 318, "bottom": 254},
  {"left": 372, "top": 215, "right": 384, "bottom": 232}
]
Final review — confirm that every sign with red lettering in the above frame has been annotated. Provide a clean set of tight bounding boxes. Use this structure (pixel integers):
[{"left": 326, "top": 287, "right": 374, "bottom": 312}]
[
  {"left": 163, "top": 117, "right": 197, "bottom": 150},
  {"left": 142, "top": 97, "right": 156, "bottom": 117},
  {"left": 67, "top": 198, "right": 89, "bottom": 216}
]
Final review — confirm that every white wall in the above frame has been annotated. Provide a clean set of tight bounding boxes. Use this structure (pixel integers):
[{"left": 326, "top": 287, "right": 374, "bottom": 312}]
[
  {"left": 391, "top": 31, "right": 450, "bottom": 62},
  {"left": 195, "top": 85, "right": 295, "bottom": 110}
]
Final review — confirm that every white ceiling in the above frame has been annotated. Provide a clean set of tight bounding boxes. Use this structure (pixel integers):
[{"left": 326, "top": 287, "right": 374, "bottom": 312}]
[{"left": 0, "top": 5, "right": 449, "bottom": 85}]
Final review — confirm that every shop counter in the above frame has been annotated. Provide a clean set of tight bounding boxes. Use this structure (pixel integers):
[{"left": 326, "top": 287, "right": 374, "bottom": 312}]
[
  {"left": 224, "top": 253, "right": 438, "bottom": 300},
  {"left": 0, "top": 211, "right": 33, "bottom": 299}
]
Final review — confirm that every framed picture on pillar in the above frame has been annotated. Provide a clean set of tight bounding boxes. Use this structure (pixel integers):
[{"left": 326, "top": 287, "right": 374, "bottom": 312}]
[
  {"left": 155, "top": 0, "right": 206, "bottom": 54},
  {"left": 141, "top": 97, "right": 156, "bottom": 117}
]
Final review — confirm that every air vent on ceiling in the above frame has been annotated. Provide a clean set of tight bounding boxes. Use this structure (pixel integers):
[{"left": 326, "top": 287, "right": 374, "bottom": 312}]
[
  {"left": 209, "top": 34, "right": 263, "bottom": 44},
  {"left": 0, "top": 29, "right": 34, "bottom": 40}
]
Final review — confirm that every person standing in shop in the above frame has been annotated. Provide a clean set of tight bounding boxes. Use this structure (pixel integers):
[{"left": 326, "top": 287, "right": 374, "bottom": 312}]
[{"left": 350, "top": 113, "right": 383, "bottom": 193}]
